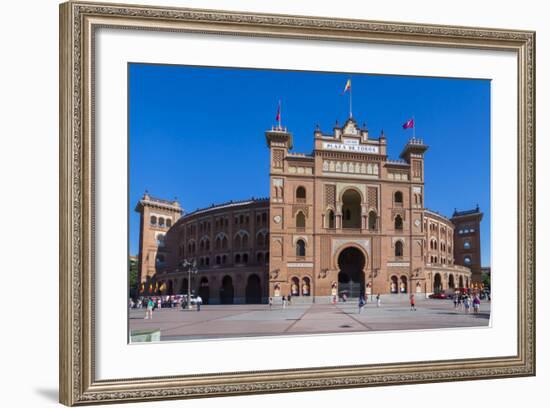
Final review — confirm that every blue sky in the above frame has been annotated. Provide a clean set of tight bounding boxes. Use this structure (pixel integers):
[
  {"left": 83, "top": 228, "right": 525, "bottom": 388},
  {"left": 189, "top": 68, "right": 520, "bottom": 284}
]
[{"left": 129, "top": 63, "right": 491, "bottom": 266}]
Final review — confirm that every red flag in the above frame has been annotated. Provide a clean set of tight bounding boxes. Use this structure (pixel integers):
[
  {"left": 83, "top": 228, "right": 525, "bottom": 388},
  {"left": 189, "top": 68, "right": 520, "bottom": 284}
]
[
  {"left": 402, "top": 118, "right": 414, "bottom": 129},
  {"left": 342, "top": 79, "right": 351, "bottom": 95},
  {"left": 275, "top": 101, "right": 281, "bottom": 122}
]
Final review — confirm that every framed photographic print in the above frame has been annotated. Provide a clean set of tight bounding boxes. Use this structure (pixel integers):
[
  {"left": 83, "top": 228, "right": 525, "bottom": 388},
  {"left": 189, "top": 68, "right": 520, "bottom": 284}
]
[{"left": 59, "top": 1, "right": 536, "bottom": 405}]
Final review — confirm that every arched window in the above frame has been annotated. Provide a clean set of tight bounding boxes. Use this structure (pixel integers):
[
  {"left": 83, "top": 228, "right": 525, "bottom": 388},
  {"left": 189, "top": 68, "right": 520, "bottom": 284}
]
[
  {"left": 296, "top": 239, "right": 306, "bottom": 257},
  {"left": 327, "top": 210, "right": 335, "bottom": 228},
  {"left": 464, "top": 241, "right": 471, "bottom": 249},
  {"left": 395, "top": 241, "right": 404, "bottom": 257},
  {"left": 342, "top": 189, "right": 361, "bottom": 228},
  {"left": 296, "top": 211, "right": 306, "bottom": 228},
  {"left": 296, "top": 186, "right": 306, "bottom": 200},
  {"left": 156, "top": 234, "right": 165, "bottom": 247},
  {"left": 257, "top": 233, "right": 264, "bottom": 248},
  {"left": 257, "top": 252, "right": 264, "bottom": 264},
  {"left": 394, "top": 191, "right": 403, "bottom": 206},
  {"left": 368, "top": 211, "right": 377, "bottom": 231},
  {"left": 464, "top": 256, "right": 472, "bottom": 265},
  {"left": 158, "top": 217, "right": 165, "bottom": 227},
  {"left": 242, "top": 234, "right": 249, "bottom": 248},
  {"left": 150, "top": 215, "right": 157, "bottom": 225},
  {"left": 235, "top": 254, "right": 241, "bottom": 264},
  {"left": 234, "top": 235, "right": 241, "bottom": 250},
  {"left": 216, "top": 256, "right": 221, "bottom": 265},
  {"left": 222, "top": 236, "right": 228, "bottom": 249},
  {"left": 394, "top": 215, "right": 403, "bottom": 230},
  {"left": 243, "top": 253, "right": 248, "bottom": 264},
  {"left": 166, "top": 219, "right": 172, "bottom": 227}
]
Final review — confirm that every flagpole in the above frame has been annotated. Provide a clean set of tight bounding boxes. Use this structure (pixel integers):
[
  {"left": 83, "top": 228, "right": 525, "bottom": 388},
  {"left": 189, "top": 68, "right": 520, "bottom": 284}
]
[
  {"left": 279, "top": 99, "right": 282, "bottom": 129},
  {"left": 349, "top": 80, "right": 353, "bottom": 118},
  {"left": 413, "top": 114, "right": 416, "bottom": 139}
]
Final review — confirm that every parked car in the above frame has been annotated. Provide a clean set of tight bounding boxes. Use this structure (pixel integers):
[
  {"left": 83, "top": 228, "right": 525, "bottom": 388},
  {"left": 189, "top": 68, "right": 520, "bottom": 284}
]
[{"left": 429, "top": 292, "right": 447, "bottom": 299}]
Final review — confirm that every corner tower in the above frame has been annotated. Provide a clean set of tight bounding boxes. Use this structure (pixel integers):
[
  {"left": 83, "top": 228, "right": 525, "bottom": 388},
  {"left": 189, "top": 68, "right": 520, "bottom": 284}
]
[
  {"left": 134, "top": 192, "right": 183, "bottom": 294},
  {"left": 450, "top": 206, "right": 483, "bottom": 286}
]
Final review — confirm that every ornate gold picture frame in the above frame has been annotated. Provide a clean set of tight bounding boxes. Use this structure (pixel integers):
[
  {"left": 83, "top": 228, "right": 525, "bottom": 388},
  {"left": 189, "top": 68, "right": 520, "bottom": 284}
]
[{"left": 59, "top": 1, "right": 535, "bottom": 405}]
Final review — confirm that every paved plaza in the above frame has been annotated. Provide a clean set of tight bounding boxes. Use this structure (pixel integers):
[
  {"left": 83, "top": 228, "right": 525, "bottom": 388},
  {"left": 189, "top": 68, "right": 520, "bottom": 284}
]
[{"left": 129, "top": 296, "right": 491, "bottom": 342}]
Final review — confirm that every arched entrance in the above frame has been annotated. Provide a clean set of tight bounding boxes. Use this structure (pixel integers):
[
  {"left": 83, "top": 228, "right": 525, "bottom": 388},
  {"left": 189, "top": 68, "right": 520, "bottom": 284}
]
[
  {"left": 390, "top": 276, "right": 398, "bottom": 294},
  {"left": 449, "top": 274, "right": 455, "bottom": 290},
  {"left": 220, "top": 275, "right": 234, "bottom": 304},
  {"left": 400, "top": 276, "right": 408, "bottom": 293},
  {"left": 198, "top": 277, "right": 210, "bottom": 304},
  {"left": 167, "top": 280, "right": 174, "bottom": 295},
  {"left": 290, "top": 277, "right": 300, "bottom": 296},
  {"left": 341, "top": 190, "right": 362, "bottom": 228},
  {"left": 245, "top": 274, "right": 262, "bottom": 304},
  {"left": 337, "top": 247, "right": 365, "bottom": 298},
  {"left": 434, "top": 273, "right": 442, "bottom": 293},
  {"left": 459, "top": 275, "right": 464, "bottom": 289},
  {"left": 302, "top": 277, "right": 311, "bottom": 296}
]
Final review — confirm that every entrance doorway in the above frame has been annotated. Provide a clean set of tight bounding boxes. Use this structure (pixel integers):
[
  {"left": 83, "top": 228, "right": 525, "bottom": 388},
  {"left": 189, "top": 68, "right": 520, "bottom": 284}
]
[
  {"left": 220, "top": 275, "right": 234, "bottom": 304},
  {"left": 434, "top": 273, "right": 443, "bottom": 293},
  {"left": 198, "top": 277, "right": 210, "bottom": 304},
  {"left": 337, "top": 247, "right": 366, "bottom": 298},
  {"left": 245, "top": 274, "right": 262, "bottom": 304}
]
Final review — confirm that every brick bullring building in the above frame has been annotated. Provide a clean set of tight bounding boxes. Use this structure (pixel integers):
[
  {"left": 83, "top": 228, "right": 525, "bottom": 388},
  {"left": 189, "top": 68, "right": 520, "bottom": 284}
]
[{"left": 135, "top": 117, "right": 484, "bottom": 304}]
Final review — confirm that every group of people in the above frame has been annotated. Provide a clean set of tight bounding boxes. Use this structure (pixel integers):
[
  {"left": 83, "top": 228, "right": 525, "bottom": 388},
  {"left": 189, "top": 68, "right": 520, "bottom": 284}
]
[
  {"left": 129, "top": 295, "right": 204, "bottom": 320},
  {"left": 453, "top": 293, "right": 482, "bottom": 314},
  {"left": 357, "top": 294, "right": 385, "bottom": 313},
  {"left": 268, "top": 294, "right": 293, "bottom": 309}
]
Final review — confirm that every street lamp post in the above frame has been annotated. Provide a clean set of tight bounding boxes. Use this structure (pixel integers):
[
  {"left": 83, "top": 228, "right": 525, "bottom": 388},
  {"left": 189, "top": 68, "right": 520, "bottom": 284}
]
[{"left": 181, "top": 259, "right": 198, "bottom": 310}]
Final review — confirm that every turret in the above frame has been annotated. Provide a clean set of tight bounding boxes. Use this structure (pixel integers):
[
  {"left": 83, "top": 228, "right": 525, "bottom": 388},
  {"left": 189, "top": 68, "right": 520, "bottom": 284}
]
[{"left": 134, "top": 193, "right": 183, "bottom": 295}]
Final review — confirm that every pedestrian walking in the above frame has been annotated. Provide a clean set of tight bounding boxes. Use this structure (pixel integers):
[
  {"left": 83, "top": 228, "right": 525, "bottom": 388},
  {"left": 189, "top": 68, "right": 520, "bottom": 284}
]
[
  {"left": 144, "top": 298, "right": 154, "bottom": 320},
  {"left": 464, "top": 295, "right": 471, "bottom": 314},
  {"left": 269, "top": 297, "right": 273, "bottom": 310},
  {"left": 287, "top": 293, "right": 292, "bottom": 306},
  {"left": 196, "top": 295, "right": 202, "bottom": 311},
  {"left": 453, "top": 294, "right": 459, "bottom": 309},
  {"left": 409, "top": 294, "right": 416, "bottom": 311},
  {"left": 358, "top": 295, "right": 366, "bottom": 314},
  {"left": 157, "top": 297, "right": 162, "bottom": 310},
  {"left": 282, "top": 295, "right": 287, "bottom": 309},
  {"left": 376, "top": 293, "right": 381, "bottom": 308},
  {"left": 473, "top": 295, "right": 480, "bottom": 314}
]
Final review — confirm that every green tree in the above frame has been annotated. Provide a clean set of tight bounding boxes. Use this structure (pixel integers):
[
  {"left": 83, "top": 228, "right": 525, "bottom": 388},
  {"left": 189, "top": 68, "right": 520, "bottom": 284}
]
[
  {"left": 129, "top": 256, "right": 139, "bottom": 298},
  {"left": 481, "top": 272, "right": 491, "bottom": 289}
]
